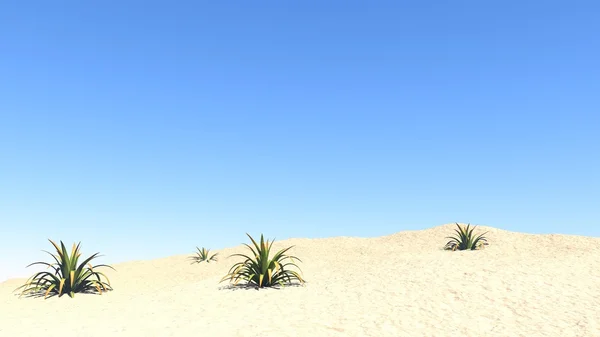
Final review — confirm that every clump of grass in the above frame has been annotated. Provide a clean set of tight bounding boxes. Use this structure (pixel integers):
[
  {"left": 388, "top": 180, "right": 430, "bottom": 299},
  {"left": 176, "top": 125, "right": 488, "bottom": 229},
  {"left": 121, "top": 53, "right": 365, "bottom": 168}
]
[
  {"left": 220, "top": 233, "right": 304, "bottom": 288},
  {"left": 189, "top": 247, "right": 218, "bottom": 263},
  {"left": 15, "top": 240, "right": 114, "bottom": 299},
  {"left": 444, "top": 223, "right": 489, "bottom": 251}
]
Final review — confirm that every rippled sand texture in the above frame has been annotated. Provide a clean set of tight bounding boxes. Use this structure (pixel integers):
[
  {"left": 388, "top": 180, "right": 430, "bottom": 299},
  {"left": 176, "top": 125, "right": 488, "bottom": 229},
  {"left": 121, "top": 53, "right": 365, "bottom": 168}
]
[{"left": 1, "top": 223, "right": 599, "bottom": 337}]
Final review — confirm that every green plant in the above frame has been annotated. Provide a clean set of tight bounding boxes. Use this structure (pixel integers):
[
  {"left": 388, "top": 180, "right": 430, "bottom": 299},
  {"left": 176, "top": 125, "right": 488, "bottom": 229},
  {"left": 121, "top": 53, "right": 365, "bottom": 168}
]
[
  {"left": 444, "top": 223, "right": 489, "bottom": 251},
  {"left": 15, "top": 240, "right": 114, "bottom": 299},
  {"left": 189, "top": 247, "right": 218, "bottom": 263},
  {"left": 220, "top": 233, "right": 304, "bottom": 288}
]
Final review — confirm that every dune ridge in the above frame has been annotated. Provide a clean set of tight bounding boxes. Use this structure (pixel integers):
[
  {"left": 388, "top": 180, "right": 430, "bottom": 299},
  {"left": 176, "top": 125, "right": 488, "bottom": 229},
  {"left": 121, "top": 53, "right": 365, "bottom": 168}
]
[{"left": 1, "top": 223, "right": 599, "bottom": 336}]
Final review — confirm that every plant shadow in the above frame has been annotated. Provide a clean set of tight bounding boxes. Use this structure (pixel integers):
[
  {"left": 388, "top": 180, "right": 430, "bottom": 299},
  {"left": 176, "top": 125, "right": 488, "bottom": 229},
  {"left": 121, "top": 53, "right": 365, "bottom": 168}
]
[
  {"left": 13, "top": 289, "right": 109, "bottom": 299},
  {"left": 218, "top": 282, "right": 306, "bottom": 291}
]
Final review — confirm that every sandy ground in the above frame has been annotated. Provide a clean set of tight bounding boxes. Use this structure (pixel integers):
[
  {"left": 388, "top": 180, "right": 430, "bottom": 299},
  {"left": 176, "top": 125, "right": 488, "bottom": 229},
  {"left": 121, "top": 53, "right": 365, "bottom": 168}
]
[{"left": 1, "top": 223, "right": 599, "bottom": 337}]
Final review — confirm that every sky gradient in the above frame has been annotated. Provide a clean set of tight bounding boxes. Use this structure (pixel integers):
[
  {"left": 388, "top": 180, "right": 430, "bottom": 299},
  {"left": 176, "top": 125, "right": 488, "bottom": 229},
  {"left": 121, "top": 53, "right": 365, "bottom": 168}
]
[{"left": 1, "top": 1, "right": 599, "bottom": 281}]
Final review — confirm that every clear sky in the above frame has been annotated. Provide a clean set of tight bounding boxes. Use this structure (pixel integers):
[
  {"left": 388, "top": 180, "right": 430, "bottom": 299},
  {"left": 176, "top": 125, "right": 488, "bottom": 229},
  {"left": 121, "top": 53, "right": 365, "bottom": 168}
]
[{"left": 1, "top": 1, "right": 599, "bottom": 281}]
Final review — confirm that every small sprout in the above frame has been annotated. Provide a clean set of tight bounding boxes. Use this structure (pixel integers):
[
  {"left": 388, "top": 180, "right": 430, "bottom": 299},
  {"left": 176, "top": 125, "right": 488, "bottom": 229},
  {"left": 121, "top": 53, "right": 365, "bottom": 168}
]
[
  {"left": 189, "top": 247, "right": 218, "bottom": 263},
  {"left": 444, "top": 223, "right": 488, "bottom": 251}
]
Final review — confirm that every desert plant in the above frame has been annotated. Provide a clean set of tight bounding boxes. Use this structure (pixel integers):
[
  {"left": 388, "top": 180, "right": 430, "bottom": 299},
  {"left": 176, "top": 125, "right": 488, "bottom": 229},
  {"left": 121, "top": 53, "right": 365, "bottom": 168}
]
[
  {"left": 15, "top": 240, "right": 114, "bottom": 299},
  {"left": 189, "top": 247, "right": 218, "bottom": 263},
  {"left": 220, "top": 233, "right": 304, "bottom": 288},
  {"left": 444, "top": 223, "right": 489, "bottom": 251}
]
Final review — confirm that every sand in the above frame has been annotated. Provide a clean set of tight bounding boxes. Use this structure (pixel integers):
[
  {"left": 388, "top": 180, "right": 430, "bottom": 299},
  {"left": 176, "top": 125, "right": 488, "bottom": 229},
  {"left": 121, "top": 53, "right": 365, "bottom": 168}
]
[{"left": 1, "top": 223, "right": 599, "bottom": 337}]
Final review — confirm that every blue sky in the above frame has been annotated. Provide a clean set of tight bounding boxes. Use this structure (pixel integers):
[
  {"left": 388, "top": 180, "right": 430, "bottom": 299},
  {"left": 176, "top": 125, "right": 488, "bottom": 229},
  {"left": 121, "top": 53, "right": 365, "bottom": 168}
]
[{"left": 1, "top": 1, "right": 599, "bottom": 280}]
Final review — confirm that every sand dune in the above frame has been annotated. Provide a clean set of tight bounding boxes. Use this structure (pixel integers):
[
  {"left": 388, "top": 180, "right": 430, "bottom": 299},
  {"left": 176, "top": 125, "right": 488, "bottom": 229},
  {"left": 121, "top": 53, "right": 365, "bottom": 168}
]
[{"left": 1, "top": 223, "right": 599, "bottom": 337}]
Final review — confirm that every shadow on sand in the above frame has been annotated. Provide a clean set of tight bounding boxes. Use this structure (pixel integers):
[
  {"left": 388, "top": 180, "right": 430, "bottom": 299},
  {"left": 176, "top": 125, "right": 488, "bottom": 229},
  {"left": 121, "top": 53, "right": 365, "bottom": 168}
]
[
  {"left": 218, "top": 282, "right": 306, "bottom": 291},
  {"left": 12, "top": 288, "right": 109, "bottom": 299}
]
